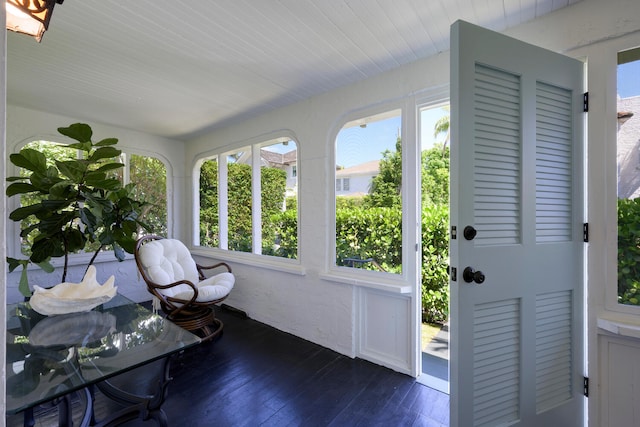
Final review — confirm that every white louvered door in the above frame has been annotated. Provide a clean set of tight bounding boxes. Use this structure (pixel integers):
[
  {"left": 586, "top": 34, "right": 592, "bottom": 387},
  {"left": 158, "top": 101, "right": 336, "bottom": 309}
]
[{"left": 449, "top": 21, "right": 585, "bottom": 427}]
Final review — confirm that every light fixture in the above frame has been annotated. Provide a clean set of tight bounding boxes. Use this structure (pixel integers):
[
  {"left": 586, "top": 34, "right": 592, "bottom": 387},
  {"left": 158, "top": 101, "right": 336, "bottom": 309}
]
[{"left": 6, "top": 0, "right": 64, "bottom": 42}]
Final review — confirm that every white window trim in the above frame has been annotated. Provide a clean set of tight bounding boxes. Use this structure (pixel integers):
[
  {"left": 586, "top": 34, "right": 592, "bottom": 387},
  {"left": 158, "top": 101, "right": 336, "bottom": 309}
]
[
  {"left": 192, "top": 130, "right": 301, "bottom": 264},
  {"left": 575, "top": 33, "right": 640, "bottom": 331},
  {"left": 328, "top": 102, "right": 412, "bottom": 286}
]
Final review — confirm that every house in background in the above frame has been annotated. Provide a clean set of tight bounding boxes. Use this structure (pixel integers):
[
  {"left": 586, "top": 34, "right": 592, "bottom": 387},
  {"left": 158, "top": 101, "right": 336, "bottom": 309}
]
[
  {"left": 237, "top": 148, "right": 298, "bottom": 197},
  {"left": 335, "top": 160, "right": 379, "bottom": 197},
  {"left": 617, "top": 96, "right": 640, "bottom": 198}
]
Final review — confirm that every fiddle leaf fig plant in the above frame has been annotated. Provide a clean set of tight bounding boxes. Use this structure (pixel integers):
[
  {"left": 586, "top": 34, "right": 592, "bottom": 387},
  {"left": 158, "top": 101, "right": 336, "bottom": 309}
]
[{"left": 6, "top": 123, "right": 152, "bottom": 297}]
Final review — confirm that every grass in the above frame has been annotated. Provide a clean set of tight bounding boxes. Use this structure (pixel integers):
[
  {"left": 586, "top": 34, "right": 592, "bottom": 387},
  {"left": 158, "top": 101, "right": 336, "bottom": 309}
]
[{"left": 421, "top": 322, "right": 442, "bottom": 351}]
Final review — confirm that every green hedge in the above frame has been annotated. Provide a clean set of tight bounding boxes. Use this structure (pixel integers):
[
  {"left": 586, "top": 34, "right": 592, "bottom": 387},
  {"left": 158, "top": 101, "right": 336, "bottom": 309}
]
[
  {"left": 420, "top": 204, "right": 450, "bottom": 323},
  {"left": 618, "top": 197, "right": 640, "bottom": 305},
  {"left": 331, "top": 204, "right": 449, "bottom": 323}
]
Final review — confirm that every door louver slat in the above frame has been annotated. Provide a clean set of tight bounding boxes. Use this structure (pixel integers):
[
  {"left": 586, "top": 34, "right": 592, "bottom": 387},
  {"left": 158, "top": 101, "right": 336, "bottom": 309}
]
[
  {"left": 473, "top": 64, "right": 521, "bottom": 246},
  {"left": 536, "top": 82, "right": 573, "bottom": 243},
  {"left": 473, "top": 298, "right": 520, "bottom": 426},
  {"left": 536, "top": 291, "right": 573, "bottom": 413}
]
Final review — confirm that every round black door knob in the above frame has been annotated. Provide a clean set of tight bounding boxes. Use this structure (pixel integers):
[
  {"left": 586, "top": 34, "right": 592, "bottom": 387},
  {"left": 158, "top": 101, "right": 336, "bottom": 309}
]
[
  {"left": 463, "top": 226, "right": 477, "bottom": 240},
  {"left": 463, "top": 266, "right": 485, "bottom": 284}
]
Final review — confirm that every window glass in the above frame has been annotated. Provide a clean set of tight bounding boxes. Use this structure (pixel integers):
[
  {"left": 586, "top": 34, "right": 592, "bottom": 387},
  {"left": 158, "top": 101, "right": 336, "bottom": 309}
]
[
  {"left": 617, "top": 47, "right": 640, "bottom": 306},
  {"left": 129, "top": 154, "right": 167, "bottom": 236},
  {"left": 261, "top": 141, "right": 298, "bottom": 258},
  {"left": 198, "top": 138, "right": 299, "bottom": 259},
  {"left": 335, "top": 110, "right": 402, "bottom": 273},
  {"left": 227, "top": 151, "right": 252, "bottom": 253},
  {"left": 199, "top": 157, "right": 220, "bottom": 248}
]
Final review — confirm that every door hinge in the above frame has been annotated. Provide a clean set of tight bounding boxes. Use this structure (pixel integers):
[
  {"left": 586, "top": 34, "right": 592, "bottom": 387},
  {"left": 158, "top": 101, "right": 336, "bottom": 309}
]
[
  {"left": 451, "top": 226, "right": 457, "bottom": 240},
  {"left": 449, "top": 266, "right": 457, "bottom": 282},
  {"left": 583, "top": 376, "right": 589, "bottom": 397},
  {"left": 583, "top": 92, "right": 589, "bottom": 112},
  {"left": 583, "top": 223, "right": 589, "bottom": 242}
]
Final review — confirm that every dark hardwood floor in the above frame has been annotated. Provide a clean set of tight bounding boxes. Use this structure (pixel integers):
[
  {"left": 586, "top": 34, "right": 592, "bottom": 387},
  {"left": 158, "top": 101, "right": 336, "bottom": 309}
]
[{"left": 8, "top": 305, "right": 450, "bottom": 427}]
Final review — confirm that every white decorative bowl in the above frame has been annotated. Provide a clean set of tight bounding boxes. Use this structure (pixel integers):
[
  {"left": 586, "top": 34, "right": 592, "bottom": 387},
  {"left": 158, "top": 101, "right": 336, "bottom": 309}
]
[{"left": 29, "top": 265, "right": 117, "bottom": 316}]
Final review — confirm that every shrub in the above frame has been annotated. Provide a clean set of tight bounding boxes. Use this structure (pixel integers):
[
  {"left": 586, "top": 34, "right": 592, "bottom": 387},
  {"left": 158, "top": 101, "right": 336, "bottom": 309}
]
[
  {"left": 420, "top": 203, "right": 449, "bottom": 323},
  {"left": 618, "top": 197, "right": 640, "bottom": 305}
]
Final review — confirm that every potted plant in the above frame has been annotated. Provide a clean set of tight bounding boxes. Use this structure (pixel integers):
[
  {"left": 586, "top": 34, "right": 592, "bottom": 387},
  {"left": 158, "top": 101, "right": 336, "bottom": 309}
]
[{"left": 6, "top": 123, "right": 152, "bottom": 297}]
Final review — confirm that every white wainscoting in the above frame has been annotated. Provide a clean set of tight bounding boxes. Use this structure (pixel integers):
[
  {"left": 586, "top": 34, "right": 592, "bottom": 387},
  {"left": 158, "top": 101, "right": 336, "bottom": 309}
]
[
  {"left": 598, "top": 331, "right": 640, "bottom": 426},
  {"left": 357, "top": 287, "right": 412, "bottom": 374}
]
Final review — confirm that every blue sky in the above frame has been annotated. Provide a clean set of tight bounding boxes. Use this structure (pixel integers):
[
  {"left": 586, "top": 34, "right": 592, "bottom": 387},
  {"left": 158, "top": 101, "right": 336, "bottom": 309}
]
[
  {"left": 335, "top": 106, "right": 449, "bottom": 168},
  {"left": 618, "top": 60, "right": 640, "bottom": 98}
]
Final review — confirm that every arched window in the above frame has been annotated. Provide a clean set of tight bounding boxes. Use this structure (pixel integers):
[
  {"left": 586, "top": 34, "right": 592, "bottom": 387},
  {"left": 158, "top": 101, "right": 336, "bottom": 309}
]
[{"left": 197, "top": 137, "right": 299, "bottom": 259}]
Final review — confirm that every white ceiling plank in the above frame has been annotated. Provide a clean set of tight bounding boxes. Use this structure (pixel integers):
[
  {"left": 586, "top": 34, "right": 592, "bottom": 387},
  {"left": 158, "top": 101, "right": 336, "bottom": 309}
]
[{"left": 6, "top": 0, "right": 583, "bottom": 139}]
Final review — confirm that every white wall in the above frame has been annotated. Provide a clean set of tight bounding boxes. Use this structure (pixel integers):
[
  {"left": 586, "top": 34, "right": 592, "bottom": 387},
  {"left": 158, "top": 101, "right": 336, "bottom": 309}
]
[{"left": 4, "top": 106, "right": 186, "bottom": 304}]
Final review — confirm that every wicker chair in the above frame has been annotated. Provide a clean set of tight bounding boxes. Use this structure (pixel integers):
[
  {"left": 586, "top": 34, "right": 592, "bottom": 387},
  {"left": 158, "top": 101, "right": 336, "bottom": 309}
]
[{"left": 134, "top": 235, "right": 235, "bottom": 341}]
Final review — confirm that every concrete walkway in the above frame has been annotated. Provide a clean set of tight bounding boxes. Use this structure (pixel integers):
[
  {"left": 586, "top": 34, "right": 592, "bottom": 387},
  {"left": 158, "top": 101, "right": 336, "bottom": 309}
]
[{"left": 420, "top": 323, "right": 449, "bottom": 393}]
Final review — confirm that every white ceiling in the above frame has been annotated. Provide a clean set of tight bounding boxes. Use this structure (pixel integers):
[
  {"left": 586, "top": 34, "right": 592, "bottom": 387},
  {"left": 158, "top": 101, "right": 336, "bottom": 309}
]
[{"left": 7, "top": 0, "right": 581, "bottom": 140}]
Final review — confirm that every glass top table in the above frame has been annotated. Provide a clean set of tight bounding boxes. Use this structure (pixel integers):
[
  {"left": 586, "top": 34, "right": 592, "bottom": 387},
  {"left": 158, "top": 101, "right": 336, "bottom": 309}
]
[{"left": 6, "top": 294, "right": 201, "bottom": 416}]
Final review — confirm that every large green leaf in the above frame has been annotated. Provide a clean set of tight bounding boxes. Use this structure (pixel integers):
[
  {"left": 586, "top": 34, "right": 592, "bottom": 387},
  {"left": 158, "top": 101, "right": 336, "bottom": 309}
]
[
  {"left": 64, "top": 228, "right": 86, "bottom": 252},
  {"left": 49, "top": 181, "right": 75, "bottom": 198},
  {"left": 30, "top": 169, "right": 63, "bottom": 192},
  {"left": 36, "top": 259, "right": 55, "bottom": 273},
  {"left": 9, "top": 204, "right": 43, "bottom": 221},
  {"left": 85, "top": 177, "right": 122, "bottom": 191},
  {"left": 66, "top": 141, "right": 93, "bottom": 152},
  {"left": 58, "top": 123, "right": 92, "bottom": 143},
  {"left": 95, "top": 137, "right": 119, "bottom": 147},
  {"left": 80, "top": 207, "right": 99, "bottom": 233},
  {"left": 18, "top": 265, "right": 31, "bottom": 297},
  {"left": 6, "top": 182, "right": 37, "bottom": 196},
  {"left": 56, "top": 160, "right": 88, "bottom": 182},
  {"left": 96, "top": 163, "right": 124, "bottom": 173},
  {"left": 85, "top": 171, "right": 107, "bottom": 182},
  {"left": 6, "top": 257, "right": 26, "bottom": 273},
  {"left": 89, "top": 146, "right": 121, "bottom": 162},
  {"left": 41, "top": 199, "right": 74, "bottom": 211},
  {"left": 10, "top": 149, "right": 47, "bottom": 173},
  {"left": 6, "top": 258, "right": 32, "bottom": 297},
  {"left": 31, "top": 238, "right": 60, "bottom": 263}
]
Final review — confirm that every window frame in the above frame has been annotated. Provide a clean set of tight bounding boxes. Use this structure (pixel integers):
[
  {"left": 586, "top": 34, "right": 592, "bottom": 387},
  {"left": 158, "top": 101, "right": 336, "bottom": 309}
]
[
  {"left": 330, "top": 105, "right": 409, "bottom": 283},
  {"left": 192, "top": 132, "right": 301, "bottom": 266},
  {"left": 611, "top": 45, "right": 640, "bottom": 315}
]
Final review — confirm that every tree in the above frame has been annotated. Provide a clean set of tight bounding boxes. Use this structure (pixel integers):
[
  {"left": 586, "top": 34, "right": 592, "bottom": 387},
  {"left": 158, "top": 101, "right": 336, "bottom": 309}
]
[
  {"left": 433, "top": 106, "right": 450, "bottom": 150},
  {"left": 129, "top": 154, "right": 167, "bottom": 236},
  {"left": 363, "top": 137, "right": 449, "bottom": 208},
  {"left": 421, "top": 144, "right": 450, "bottom": 206},
  {"left": 364, "top": 137, "right": 402, "bottom": 208}
]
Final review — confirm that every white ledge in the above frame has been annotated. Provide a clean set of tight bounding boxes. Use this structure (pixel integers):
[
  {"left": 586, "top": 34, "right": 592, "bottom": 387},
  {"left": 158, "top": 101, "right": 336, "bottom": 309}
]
[
  {"left": 189, "top": 248, "right": 306, "bottom": 276},
  {"left": 598, "top": 317, "right": 640, "bottom": 339},
  {"left": 319, "top": 272, "right": 412, "bottom": 294}
]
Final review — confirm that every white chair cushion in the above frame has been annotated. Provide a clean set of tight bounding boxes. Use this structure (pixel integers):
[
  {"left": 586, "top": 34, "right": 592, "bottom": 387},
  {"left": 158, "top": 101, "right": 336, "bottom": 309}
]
[
  {"left": 138, "top": 239, "right": 234, "bottom": 302},
  {"left": 173, "top": 272, "right": 235, "bottom": 302}
]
